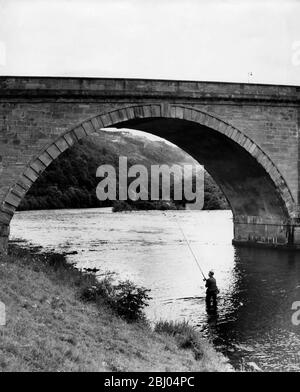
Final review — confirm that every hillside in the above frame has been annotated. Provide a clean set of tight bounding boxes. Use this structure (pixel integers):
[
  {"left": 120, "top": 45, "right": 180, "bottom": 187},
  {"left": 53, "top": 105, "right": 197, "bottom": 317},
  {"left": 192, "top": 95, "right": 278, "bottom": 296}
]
[{"left": 18, "top": 130, "right": 229, "bottom": 211}]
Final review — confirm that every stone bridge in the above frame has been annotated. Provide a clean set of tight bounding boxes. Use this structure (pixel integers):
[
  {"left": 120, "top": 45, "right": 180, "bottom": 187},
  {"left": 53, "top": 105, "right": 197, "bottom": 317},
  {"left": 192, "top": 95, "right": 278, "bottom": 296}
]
[{"left": 0, "top": 76, "right": 300, "bottom": 252}]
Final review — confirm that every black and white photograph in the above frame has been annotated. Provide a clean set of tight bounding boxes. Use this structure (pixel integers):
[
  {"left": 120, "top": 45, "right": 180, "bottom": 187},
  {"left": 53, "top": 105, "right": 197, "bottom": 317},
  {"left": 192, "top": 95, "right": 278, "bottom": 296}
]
[{"left": 0, "top": 0, "right": 300, "bottom": 376}]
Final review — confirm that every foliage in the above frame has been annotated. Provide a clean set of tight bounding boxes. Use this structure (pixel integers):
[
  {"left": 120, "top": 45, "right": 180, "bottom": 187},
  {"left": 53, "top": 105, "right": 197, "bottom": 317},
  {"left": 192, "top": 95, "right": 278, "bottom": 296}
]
[
  {"left": 203, "top": 172, "right": 229, "bottom": 210},
  {"left": 18, "top": 132, "right": 229, "bottom": 211},
  {"left": 79, "top": 271, "right": 152, "bottom": 322},
  {"left": 109, "top": 280, "right": 152, "bottom": 321},
  {"left": 112, "top": 200, "right": 134, "bottom": 212},
  {"left": 18, "top": 139, "right": 110, "bottom": 211}
]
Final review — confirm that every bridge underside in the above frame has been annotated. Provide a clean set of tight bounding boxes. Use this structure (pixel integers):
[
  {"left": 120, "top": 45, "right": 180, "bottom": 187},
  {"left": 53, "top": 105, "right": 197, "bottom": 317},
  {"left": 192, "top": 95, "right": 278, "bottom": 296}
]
[{"left": 114, "top": 118, "right": 296, "bottom": 248}]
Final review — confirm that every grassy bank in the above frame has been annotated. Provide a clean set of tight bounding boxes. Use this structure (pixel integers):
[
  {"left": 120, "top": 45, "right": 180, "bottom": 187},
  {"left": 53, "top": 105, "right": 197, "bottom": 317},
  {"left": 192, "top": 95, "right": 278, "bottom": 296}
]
[{"left": 0, "top": 244, "right": 233, "bottom": 372}]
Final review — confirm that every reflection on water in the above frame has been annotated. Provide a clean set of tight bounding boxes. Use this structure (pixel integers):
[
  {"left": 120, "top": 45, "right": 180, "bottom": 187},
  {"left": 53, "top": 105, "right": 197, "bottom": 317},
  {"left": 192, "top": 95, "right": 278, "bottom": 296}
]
[
  {"left": 10, "top": 208, "right": 300, "bottom": 371},
  {"left": 209, "top": 247, "right": 300, "bottom": 371}
]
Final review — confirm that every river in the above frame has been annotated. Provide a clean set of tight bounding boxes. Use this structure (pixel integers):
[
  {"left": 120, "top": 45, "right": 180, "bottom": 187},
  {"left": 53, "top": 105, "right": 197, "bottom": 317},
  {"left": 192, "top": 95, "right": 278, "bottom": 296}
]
[{"left": 10, "top": 208, "right": 300, "bottom": 371}]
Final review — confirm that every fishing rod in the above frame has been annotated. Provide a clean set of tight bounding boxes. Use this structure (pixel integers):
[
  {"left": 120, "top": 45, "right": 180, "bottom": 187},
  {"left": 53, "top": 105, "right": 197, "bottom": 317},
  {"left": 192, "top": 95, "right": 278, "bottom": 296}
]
[{"left": 165, "top": 212, "right": 207, "bottom": 280}]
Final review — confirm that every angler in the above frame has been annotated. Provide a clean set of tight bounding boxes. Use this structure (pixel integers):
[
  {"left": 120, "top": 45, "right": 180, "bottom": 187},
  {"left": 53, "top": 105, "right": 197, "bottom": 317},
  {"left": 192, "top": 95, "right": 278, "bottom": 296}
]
[{"left": 203, "top": 270, "right": 219, "bottom": 312}]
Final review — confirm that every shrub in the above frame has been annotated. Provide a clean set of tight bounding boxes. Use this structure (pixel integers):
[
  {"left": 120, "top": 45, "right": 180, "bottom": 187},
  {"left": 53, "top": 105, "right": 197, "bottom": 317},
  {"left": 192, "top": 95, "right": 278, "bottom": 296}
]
[
  {"left": 112, "top": 201, "right": 133, "bottom": 212},
  {"left": 109, "top": 280, "right": 152, "bottom": 322},
  {"left": 80, "top": 275, "right": 115, "bottom": 302},
  {"left": 79, "top": 275, "right": 152, "bottom": 322}
]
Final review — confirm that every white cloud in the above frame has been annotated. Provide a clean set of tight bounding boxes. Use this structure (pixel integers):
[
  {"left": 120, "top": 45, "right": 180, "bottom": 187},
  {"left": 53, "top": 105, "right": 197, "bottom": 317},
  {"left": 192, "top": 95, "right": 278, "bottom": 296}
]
[{"left": 0, "top": 0, "right": 299, "bottom": 84}]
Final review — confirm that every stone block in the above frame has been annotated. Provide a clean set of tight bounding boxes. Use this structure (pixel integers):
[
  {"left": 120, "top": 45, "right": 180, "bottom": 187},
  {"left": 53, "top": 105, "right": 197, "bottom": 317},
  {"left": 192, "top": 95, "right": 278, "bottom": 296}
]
[
  {"left": 64, "top": 132, "right": 77, "bottom": 147},
  {"left": 55, "top": 137, "right": 69, "bottom": 153},
  {"left": 23, "top": 167, "right": 38, "bottom": 182},
  {"left": 30, "top": 159, "right": 46, "bottom": 174},
  {"left": 73, "top": 126, "right": 86, "bottom": 140},
  {"left": 47, "top": 144, "right": 61, "bottom": 159}
]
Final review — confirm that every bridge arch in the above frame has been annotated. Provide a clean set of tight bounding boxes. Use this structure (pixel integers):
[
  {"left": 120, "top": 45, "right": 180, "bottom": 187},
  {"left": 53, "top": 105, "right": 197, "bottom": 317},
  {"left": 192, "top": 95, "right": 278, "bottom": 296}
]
[{"left": 1, "top": 103, "right": 296, "bottom": 250}]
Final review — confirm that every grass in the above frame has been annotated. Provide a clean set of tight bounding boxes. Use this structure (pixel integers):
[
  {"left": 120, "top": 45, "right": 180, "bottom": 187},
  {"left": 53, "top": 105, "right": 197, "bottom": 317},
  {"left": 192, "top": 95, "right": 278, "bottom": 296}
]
[
  {"left": 155, "top": 320, "right": 224, "bottom": 365},
  {"left": 0, "top": 243, "right": 233, "bottom": 372}
]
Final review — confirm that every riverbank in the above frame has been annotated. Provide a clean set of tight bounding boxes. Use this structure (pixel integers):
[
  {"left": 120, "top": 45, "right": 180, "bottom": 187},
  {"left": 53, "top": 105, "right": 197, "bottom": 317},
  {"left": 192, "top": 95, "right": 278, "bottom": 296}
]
[{"left": 0, "top": 243, "right": 233, "bottom": 372}]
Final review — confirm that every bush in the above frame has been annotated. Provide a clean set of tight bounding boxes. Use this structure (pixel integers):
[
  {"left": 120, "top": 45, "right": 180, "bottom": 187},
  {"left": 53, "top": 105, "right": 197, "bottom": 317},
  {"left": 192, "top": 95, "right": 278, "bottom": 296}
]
[
  {"left": 112, "top": 201, "right": 133, "bottom": 212},
  {"left": 79, "top": 274, "right": 152, "bottom": 322},
  {"left": 80, "top": 275, "right": 115, "bottom": 302},
  {"left": 110, "top": 280, "right": 152, "bottom": 322}
]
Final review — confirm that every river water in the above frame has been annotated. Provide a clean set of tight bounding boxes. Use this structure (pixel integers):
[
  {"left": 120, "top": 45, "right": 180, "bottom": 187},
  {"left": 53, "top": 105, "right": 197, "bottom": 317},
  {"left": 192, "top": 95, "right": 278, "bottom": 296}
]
[{"left": 10, "top": 208, "right": 300, "bottom": 371}]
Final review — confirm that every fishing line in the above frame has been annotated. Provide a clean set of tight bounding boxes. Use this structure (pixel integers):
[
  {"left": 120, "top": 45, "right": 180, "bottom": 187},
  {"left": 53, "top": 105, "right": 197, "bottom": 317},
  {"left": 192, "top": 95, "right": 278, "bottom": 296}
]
[{"left": 165, "top": 212, "right": 207, "bottom": 280}]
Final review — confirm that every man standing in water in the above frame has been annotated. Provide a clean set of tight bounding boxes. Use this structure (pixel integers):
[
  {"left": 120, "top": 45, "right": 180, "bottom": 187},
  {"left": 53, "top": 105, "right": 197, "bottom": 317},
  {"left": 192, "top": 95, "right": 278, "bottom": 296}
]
[{"left": 204, "top": 270, "right": 219, "bottom": 311}]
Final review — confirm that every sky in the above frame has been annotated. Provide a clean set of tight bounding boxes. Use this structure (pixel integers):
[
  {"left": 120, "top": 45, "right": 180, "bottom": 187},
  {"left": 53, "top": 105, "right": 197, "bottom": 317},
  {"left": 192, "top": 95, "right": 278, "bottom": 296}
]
[{"left": 0, "top": 0, "right": 299, "bottom": 85}]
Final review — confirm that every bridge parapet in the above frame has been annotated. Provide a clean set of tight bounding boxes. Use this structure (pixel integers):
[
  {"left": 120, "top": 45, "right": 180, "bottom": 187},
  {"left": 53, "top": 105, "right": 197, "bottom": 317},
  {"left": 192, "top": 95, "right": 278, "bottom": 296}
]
[{"left": 0, "top": 76, "right": 299, "bottom": 103}]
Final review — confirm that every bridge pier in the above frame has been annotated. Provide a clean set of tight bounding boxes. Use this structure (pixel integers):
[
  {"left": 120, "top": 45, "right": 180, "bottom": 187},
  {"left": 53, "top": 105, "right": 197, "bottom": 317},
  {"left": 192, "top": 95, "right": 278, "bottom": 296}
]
[{"left": 232, "top": 218, "right": 300, "bottom": 249}]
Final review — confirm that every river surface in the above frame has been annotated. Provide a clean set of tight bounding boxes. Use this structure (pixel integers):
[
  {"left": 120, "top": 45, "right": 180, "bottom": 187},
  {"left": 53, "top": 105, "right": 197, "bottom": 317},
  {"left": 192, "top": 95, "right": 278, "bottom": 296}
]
[{"left": 10, "top": 208, "right": 300, "bottom": 371}]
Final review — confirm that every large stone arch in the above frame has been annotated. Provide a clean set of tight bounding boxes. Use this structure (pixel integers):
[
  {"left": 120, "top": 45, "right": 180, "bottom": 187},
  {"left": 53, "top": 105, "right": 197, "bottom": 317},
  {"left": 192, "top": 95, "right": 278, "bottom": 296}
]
[{"left": 0, "top": 103, "right": 296, "bottom": 251}]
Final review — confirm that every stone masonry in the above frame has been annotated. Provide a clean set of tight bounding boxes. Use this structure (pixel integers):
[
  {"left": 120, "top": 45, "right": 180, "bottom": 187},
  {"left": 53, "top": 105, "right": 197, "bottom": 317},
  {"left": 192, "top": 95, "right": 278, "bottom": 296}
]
[{"left": 0, "top": 77, "right": 299, "bottom": 251}]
